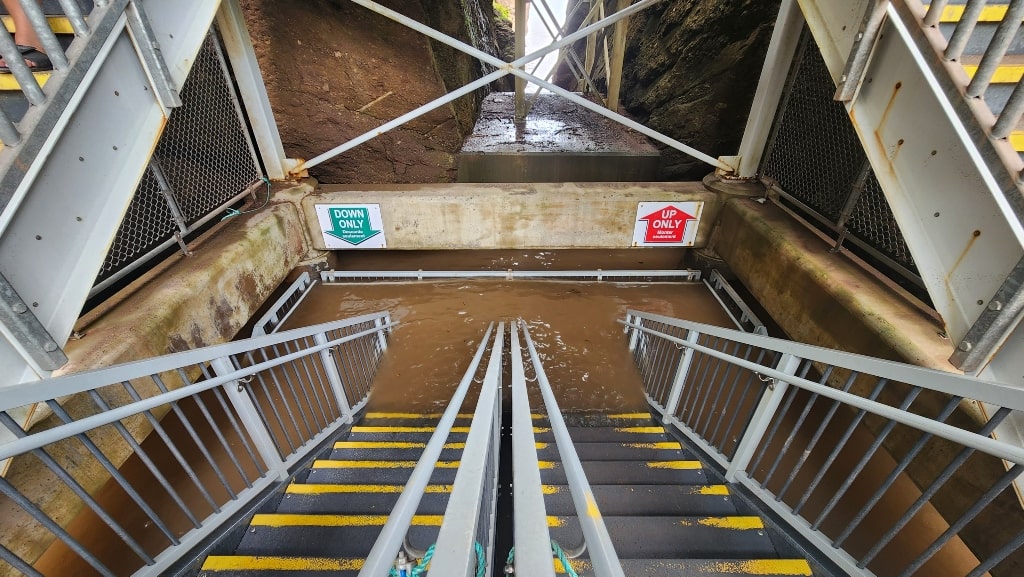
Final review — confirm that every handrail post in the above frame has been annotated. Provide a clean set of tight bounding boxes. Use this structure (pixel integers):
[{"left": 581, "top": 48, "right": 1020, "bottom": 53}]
[
  {"left": 374, "top": 316, "right": 389, "bottom": 352},
  {"left": 662, "top": 329, "right": 700, "bottom": 423},
  {"left": 211, "top": 356, "right": 289, "bottom": 481},
  {"left": 626, "top": 314, "right": 641, "bottom": 352},
  {"left": 724, "top": 353, "right": 802, "bottom": 482},
  {"left": 313, "top": 332, "right": 353, "bottom": 424}
]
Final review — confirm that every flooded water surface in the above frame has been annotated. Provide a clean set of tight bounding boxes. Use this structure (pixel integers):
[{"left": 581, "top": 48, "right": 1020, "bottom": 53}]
[{"left": 281, "top": 280, "right": 734, "bottom": 412}]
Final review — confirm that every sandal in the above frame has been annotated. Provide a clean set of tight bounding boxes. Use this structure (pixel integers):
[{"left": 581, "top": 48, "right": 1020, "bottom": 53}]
[{"left": 0, "top": 45, "right": 53, "bottom": 73}]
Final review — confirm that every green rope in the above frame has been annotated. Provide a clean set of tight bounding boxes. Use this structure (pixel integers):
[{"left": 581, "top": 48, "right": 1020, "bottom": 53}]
[
  {"left": 221, "top": 177, "right": 272, "bottom": 221},
  {"left": 388, "top": 542, "right": 486, "bottom": 577},
  {"left": 504, "top": 541, "right": 578, "bottom": 577}
]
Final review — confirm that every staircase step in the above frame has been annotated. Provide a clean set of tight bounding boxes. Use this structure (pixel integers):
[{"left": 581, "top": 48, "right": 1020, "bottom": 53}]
[
  {"left": 200, "top": 555, "right": 364, "bottom": 576},
  {"left": 544, "top": 484, "right": 736, "bottom": 516},
  {"left": 2, "top": 14, "right": 74, "bottom": 34},
  {"left": 278, "top": 484, "right": 450, "bottom": 514},
  {"left": 345, "top": 428, "right": 469, "bottom": 443},
  {"left": 0, "top": 72, "right": 49, "bottom": 91},
  {"left": 306, "top": 460, "right": 460, "bottom": 484},
  {"left": 550, "top": 515, "right": 776, "bottom": 559},
  {"left": 560, "top": 558, "right": 814, "bottom": 576},
  {"left": 233, "top": 519, "right": 441, "bottom": 557},
  {"left": 537, "top": 440, "right": 693, "bottom": 461},
  {"left": 327, "top": 444, "right": 462, "bottom": 461},
  {"left": 540, "top": 460, "right": 706, "bottom": 485},
  {"left": 535, "top": 425, "right": 670, "bottom": 443}
]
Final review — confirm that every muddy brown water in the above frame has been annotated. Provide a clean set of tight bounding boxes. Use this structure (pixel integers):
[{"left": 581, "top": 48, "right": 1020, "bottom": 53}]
[{"left": 280, "top": 280, "right": 734, "bottom": 412}]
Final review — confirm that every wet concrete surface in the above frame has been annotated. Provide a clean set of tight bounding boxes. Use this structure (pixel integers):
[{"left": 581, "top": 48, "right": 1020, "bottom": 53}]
[
  {"left": 280, "top": 278, "right": 734, "bottom": 412},
  {"left": 461, "top": 93, "right": 659, "bottom": 154}
]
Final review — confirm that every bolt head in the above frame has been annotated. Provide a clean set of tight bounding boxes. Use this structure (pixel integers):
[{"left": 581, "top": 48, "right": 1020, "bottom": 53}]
[
  {"left": 11, "top": 303, "right": 27, "bottom": 314},
  {"left": 43, "top": 342, "right": 57, "bottom": 352},
  {"left": 959, "top": 341, "right": 973, "bottom": 352},
  {"left": 988, "top": 300, "right": 1004, "bottom": 311}
]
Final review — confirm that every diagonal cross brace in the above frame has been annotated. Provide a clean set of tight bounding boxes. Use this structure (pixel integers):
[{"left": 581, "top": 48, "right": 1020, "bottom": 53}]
[{"left": 293, "top": 0, "right": 734, "bottom": 174}]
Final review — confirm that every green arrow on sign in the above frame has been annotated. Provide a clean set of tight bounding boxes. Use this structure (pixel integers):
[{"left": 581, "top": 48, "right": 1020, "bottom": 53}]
[{"left": 324, "top": 207, "right": 382, "bottom": 246}]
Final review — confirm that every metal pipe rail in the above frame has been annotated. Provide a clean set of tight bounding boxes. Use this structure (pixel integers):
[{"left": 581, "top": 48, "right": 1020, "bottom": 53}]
[
  {"left": 429, "top": 322, "right": 505, "bottom": 577},
  {"left": 0, "top": 311, "right": 393, "bottom": 577},
  {"left": 251, "top": 271, "right": 316, "bottom": 336},
  {"left": 321, "top": 269, "right": 702, "bottom": 282},
  {"left": 622, "top": 310, "right": 1024, "bottom": 577},
  {"left": 509, "top": 322, "right": 557, "bottom": 577},
  {"left": 357, "top": 322, "right": 499, "bottom": 577},
  {"left": 520, "top": 320, "right": 626, "bottom": 577}
]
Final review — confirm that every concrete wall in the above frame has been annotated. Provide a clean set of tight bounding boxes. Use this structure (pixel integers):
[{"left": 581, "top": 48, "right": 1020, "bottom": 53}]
[{"left": 303, "top": 182, "right": 720, "bottom": 251}]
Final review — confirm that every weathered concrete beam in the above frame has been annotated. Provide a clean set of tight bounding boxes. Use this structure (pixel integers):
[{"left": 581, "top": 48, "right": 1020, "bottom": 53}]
[{"left": 302, "top": 182, "right": 720, "bottom": 251}]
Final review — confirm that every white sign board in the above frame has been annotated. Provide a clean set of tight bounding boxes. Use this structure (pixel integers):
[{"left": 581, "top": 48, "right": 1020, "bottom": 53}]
[
  {"left": 632, "top": 201, "right": 704, "bottom": 247},
  {"left": 315, "top": 204, "right": 387, "bottom": 249}
]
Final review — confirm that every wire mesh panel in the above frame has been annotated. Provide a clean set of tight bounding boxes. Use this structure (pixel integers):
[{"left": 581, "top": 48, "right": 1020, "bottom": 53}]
[
  {"left": 157, "top": 31, "right": 260, "bottom": 224},
  {"left": 94, "top": 28, "right": 261, "bottom": 291},
  {"left": 846, "top": 173, "right": 917, "bottom": 271},
  {"left": 761, "top": 29, "right": 922, "bottom": 287},
  {"left": 96, "top": 165, "right": 178, "bottom": 284}
]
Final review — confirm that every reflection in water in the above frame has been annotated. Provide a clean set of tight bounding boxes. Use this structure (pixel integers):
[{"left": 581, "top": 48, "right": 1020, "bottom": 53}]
[{"left": 281, "top": 280, "right": 734, "bottom": 412}]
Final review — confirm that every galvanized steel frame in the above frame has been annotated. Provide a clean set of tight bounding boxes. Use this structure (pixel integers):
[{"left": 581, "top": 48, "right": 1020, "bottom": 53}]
[
  {"left": 294, "top": 0, "right": 733, "bottom": 174},
  {"left": 356, "top": 322, "right": 498, "bottom": 577},
  {"left": 0, "top": 311, "right": 393, "bottom": 576},
  {"left": 520, "top": 320, "right": 626, "bottom": 577},
  {"left": 622, "top": 308, "right": 1024, "bottom": 577},
  {"left": 321, "top": 269, "right": 702, "bottom": 282}
]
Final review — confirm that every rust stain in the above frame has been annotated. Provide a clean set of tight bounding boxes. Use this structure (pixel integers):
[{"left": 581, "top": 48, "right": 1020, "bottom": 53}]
[
  {"left": 873, "top": 81, "right": 904, "bottom": 171},
  {"left": 945, "top": 229, "right": 982, "bottom": 289}
]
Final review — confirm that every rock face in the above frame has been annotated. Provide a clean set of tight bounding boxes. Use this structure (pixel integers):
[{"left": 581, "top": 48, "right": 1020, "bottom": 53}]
[
  {"left": 239, "top": 0, "right": 505, "bottom": 184},
  {"left": 557, "top": 0, "right": 782, "bottom": 181}
]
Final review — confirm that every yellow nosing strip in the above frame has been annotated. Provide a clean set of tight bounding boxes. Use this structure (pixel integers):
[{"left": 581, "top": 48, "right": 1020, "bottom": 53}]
[
  {"left": 286, "top": 484, "right": 453, "bottom": 494},
  {"left": 251, "top": 513, "right": 564, "bottom": 528},
  {"left": 364, "top": 412, "right": 474, "bottom": 419},
  {"left": 607, "top": 412, "right": 651, "bottom": 419},
  {"left": 963, "top": 64, "right": 1024, "bottom": 83},
  {"left": 251, "top": 514, "right": 444, "bottom": 527},
  {"left": 554, "top": 559, "right": 811, "bottom": 575},
  {"left": 1, "top": 15, "right": 75, "bottom": 34},
  {"left": 1010, "top": 131, "right": 1024, "bottom": 152},
  {"left": 939, "top": 5, "right": 1017, "bottom": 23},
  {"left": 351, "top": 426, "right": 470, "bottom": 433},
  {"left": 646, "top": 460, "right": 702, "bottom": 470},
  {"left": 679, "top": 516, "right": 765, "bottom": 530},
  {"left": 540, "top": 485, "right": 562, "bottom": 494},
  {"left": 623, "top": 441, "right": 682, "bottom": 449},
  {"left": 333, "top": 441, "right": 546, "bottom": 450},
  {"left": 695, "top": 485, "right": 731, "bottom": 496},
  {"left": 533, "top": 427, "right": 551, "bottom": 433},
  {"left": 0, "top": 72, "right": 49, "bottom": 90},
  {"left": 313, "top": 460, "right": 461, "bottom": 468},
  {"left": 202, "top": 556, "right": 364, "bottom": 571},
  {"left": 615, "top": 426, "right": 665, "bottom": 433}
]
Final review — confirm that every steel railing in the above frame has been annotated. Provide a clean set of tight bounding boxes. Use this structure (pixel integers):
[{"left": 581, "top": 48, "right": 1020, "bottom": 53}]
[
  {"left": 0, "top": 311, "right": 393, "bottom": 577},
  {"left": 622, "top": 309, "right": 1024, "bottom": 577},
  {"left": 356, "top": 322, "right": 503, "bottom": 577},
  {"left": 251, "top": 271, "right": 316, "bottom": 336},
  {"left": 514, "top": 319, "right": 625, "bottom": 577},
  {"left": 322, "top": 269, "right": 702, "bottom": 282}
]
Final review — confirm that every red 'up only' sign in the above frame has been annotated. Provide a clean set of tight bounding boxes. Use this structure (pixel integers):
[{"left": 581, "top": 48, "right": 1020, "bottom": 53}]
[{"left": 632, "top": 201, "right": 704, "bottom": 247}]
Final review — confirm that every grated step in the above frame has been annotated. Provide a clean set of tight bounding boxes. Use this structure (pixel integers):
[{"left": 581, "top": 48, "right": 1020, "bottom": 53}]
[{"left": 544, "top": 484, "right": 737, "bottom": 516}]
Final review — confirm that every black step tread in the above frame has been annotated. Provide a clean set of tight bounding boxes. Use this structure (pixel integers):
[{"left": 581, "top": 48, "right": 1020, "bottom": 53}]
[
  {"left": 327, "top": 445, "right": 462, "bottom": 461},
  {"left": 234, "top": 523, "right": 439, "bottom": 557},
  {"left": 537, "top": 440, "right": 693, "bottom": 461},
  {"left": 543, "top": 484, "right": 736, "bottom": 516},
  {"left": 534, "top": 426, "right": 670, "bottom": 443},
  {"left": 277, "top": 487, "right": 450, "bottom": 515},
  {"left": 562, "top": 557, "right": 815, "bottom": 576},
  {"left": 306, "top": 461, "right": 458, "bottom": 485},
  {"left": 344, "top": 430, "right": 469, "bottom": 443},
  {"left": 540, "top": 460, "right": 706, "bottom": 485},
  {"left": 549, "top": 515, "right": 776, "bottom": 559}
]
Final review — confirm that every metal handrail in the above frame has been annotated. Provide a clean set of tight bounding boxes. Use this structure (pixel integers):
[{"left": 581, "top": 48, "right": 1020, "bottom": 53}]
[
  {"left": 429, "top": 322, "right": 505, "bottom": 576},
  {"left": 251, "top": 271, "right": 316, "bottom": 336},
  {"left": 357, "top": 322, "right": 498, "bottom": 577},
  {"left": 0, "top": 311, "right": 391, "bottom": 414},
  {"left": 0, "top": 310, "right": 394, "bottom": 577},
  {"left": 322, "top": 269, "right": 702, "bottom": 282},
  {"left": 509, "top": 322, "right": 556, "bottom": 577},
  {"left": 623, "top": 309, "right": 1024, "bottom": 577},
  {"left": 520, "top": 320, "right": 626, "bottom": 577}
]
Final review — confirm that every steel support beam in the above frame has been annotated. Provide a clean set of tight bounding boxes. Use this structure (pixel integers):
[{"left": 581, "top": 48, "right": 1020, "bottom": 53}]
[
  {"left": 0, "top": 0, "right": 222, "bottom": 388},
  {"left": 796, "top": 0, "right": 1024, "bottom": 385},
  {"left": 515, "top": 0, "right": 528, "bottom": 121},
  {"left": 736, "top": 0, "right": 804, "bottom": 177}
]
